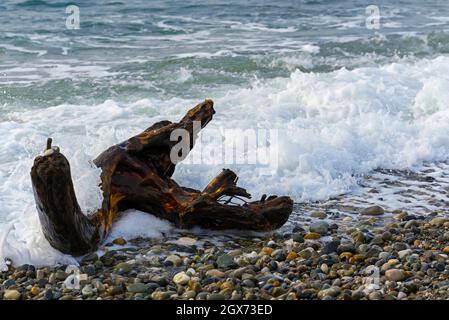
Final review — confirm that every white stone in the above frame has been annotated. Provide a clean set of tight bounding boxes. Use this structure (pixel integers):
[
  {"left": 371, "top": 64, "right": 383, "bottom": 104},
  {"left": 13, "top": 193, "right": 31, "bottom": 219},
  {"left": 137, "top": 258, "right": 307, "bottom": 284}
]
[{"left": 173, "top": 271, "right": 190, "bottom": 285}]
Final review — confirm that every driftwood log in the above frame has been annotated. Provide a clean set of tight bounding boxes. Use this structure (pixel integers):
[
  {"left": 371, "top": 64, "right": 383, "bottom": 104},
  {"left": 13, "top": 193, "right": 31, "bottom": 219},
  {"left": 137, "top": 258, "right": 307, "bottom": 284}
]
[{"left": 30, "top": 100, "right": 293, "bottom": 256}]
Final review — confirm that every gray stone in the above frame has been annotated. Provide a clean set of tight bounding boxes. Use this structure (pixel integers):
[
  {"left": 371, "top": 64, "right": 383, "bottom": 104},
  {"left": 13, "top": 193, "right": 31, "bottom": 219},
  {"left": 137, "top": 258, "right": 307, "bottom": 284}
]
[
  {"left": 2, "top": 279, "right": 16, "bottom": 289},
  {"left": 127, "top": 283, "right": 149, "bottom": 293},
  {"left": 360, "top": 205, "right": 384, "bottom": 216},
  {"left": 208, "top": 293, "right": 225, "bottom": 300},
  {"left": 309, "top": 221, "right": 329, "bottom": 235},
  {"left": 337, "top": 243, "right": 356, "bottom": 254},
  {"left": 398, "top": 249, "right": 413, "bottom": 259},
  {"left": 217, "top": 254, "right": 235, "bottom": 269},
  {"left": 321, "top": 241, "right": 340, "bottom": 254}
]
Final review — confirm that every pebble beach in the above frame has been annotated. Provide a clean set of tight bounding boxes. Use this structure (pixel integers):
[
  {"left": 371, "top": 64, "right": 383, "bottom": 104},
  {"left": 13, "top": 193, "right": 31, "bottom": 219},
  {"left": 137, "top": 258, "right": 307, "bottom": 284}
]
[{"left": 2, "top": 164, "right": 449, "bottom": 300}]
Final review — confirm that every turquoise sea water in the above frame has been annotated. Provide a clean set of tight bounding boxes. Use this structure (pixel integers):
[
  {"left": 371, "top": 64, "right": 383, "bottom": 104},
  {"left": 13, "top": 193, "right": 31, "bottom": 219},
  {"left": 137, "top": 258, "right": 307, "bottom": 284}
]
[{"left": 2, "top": 0, "right": 449, "bottom": 108}]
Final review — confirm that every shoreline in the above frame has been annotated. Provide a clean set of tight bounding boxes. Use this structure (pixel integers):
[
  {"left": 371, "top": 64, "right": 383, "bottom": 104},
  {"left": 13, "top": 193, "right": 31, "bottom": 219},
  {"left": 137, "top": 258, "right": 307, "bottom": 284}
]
[
  {"left": 2, "top": 209, "right": 449, "bottom": 300},
  {"left": 2, "top": 164, "right": 449, "bottom": 300}
]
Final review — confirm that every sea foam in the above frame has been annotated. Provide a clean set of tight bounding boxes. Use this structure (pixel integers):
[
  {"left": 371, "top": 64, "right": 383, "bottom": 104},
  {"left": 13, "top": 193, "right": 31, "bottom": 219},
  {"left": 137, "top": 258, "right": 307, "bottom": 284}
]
[{"left": 1, "top": 56, "right": 449, "bottom": 266}]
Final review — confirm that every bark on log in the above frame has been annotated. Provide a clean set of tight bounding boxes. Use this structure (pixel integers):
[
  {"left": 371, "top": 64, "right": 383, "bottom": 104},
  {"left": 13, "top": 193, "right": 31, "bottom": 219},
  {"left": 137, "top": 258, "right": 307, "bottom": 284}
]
[{"left": 30, "top": 99, "right": 293, "bottom": 256}]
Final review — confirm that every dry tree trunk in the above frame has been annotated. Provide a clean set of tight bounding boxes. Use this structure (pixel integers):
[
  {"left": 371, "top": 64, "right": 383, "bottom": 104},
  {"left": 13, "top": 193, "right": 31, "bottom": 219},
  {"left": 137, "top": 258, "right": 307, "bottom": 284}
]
[{"left": 30, "top": 100, "right": 293, "bottom": 256}]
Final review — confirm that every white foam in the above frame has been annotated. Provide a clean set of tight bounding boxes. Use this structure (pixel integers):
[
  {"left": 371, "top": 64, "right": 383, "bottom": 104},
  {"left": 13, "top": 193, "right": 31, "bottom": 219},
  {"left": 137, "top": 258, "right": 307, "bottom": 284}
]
[
  {"left": 171, "top": 67, "right": 193, "bottom": 83},
  {"left": 229, "top": 22, "right": 297, "bottom": 33},
  {"left": 105, "top": 210, "right": 172, "bottom": 242},
  {"left": 2, "top": 56, "right": 449, "bottom": 266}
]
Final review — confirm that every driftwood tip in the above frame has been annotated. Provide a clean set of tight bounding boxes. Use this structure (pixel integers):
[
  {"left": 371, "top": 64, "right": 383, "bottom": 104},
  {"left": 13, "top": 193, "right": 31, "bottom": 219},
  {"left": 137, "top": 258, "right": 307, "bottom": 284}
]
[
  {"left": 204, "top": 98, "right": 214, "bottom": 106},
  {"left": 46, "top": 138, "right": 52, "bottom": 150}
]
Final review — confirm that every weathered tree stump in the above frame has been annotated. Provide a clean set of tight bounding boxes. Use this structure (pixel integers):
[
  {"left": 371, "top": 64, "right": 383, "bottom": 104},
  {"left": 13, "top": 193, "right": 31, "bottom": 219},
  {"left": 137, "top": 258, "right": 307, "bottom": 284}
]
[{"left": 31, "top": 100, "right": 293, "bottom": 256}]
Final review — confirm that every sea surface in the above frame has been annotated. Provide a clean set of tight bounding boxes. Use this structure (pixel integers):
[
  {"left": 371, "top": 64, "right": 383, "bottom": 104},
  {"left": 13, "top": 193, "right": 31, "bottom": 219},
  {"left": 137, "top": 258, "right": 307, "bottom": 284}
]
[{"left": 1, "top": 0, "right": 449, "bottom": 267}]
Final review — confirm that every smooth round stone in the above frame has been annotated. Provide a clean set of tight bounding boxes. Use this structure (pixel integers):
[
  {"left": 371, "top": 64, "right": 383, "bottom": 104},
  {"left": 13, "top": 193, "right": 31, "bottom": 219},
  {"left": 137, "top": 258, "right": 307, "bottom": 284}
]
[
  {"left": 379, "top": 251, "right": 390, "bottom": 260},
  {"left": 30, "top": 287, "right": 40, "bottom": 296},
  {"left": 206, "top": 269, "right": 225, "bottom": 278},
  {"left": 370, "top": 236, "right": 384, "bottom": 245},
  {"left": 382, "top": 231, "right": 392, "bottom": 240},
  {"left": 286, "top": 251, "right": 298, "bottom": 261},
  {"left": 182, "top": 290, "right": 197, "bottom": 299},
  {"left": 4, "top": 289, "right": 21, "bottom": 300},
  {"left": 398, "top": 249, "right": 413, "bottom": 259},
  {"left": 435, "top": 262, "right": 445, "bottom": 272},
  {"left": 242, "top": 279, "right": 256, "bottom": 287},
  {"left": 311, "top": 211, "right": 327, "bottom": 219},
  {"left": 151, "top": 291, "right": 170, "bottom": 300},
  {"left": 337, "top": 244, "right": 356, "bottom": 254},
  {"left": 321, "top": 241, "right": 340, "bottom": 254},
  {"left": 309, "top": 221, "right": 329, "bottom": 235},
  {"left": 55, "top": 270, "right": 68, "bottom": 281},
  {"left": 217, "top": 254, "right": 235, "bottom": 269},
  {"left": 114, "top": 262, "right": 131, "bottom": 273},
  {"left": 368, "top": 291, "right": 382, "bottom": 300},
  {"left": 82, "top": 284, "right": 94, "bottom": 297},
  {"left": 112, "top": 237, "right": 127, "bottom": 245},
  {"left": 360, "top": 206, "right": 385, "bottom": 216},
  {"left": 392, "top": 242, "right": 409, "bottom": 251},
  {"left": 2, "top": 279, "right": 16, "bottom": 289},
  {"left": 429, "top": 217, "right": 448, "bottom": 226},
  {"left": 173, "top": 271, "right": 190, "bottom": 285},
  {"left": 385, "top": 269, "right": 405, "bottom": 282},
  {"left": 304, "top": 232, "right": 321, "bottom": 240},
  {"left": 291, "top": 233, "right": 304, "bottom": 243},
  {"left": 165, "top": 254, "right": 182, "bottom": 266},
  {"left": 318, "top": 286, "right": 341, "bottom": 299},
  {"left": 261, "top": 247, "right": 274, "bottom": 256},
  {"left": 271, "top": 249, "right": 287, "bottom": 261},
  {"left": 127, "top": 283, "right": 149, "bottom": 293}
]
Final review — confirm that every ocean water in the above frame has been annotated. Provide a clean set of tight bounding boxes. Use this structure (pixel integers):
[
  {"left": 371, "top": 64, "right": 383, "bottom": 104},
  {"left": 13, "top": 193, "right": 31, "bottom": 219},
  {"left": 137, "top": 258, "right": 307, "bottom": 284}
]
[{"left": 1, "top": 0, "right": 449, "bottom": 267}]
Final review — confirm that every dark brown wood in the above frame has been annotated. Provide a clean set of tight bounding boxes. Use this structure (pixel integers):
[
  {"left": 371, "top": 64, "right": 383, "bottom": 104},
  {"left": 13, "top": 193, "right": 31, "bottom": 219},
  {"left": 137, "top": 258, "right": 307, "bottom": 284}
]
[{"left": 30, "top": 99, "right": 293, "bottom": 256}]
